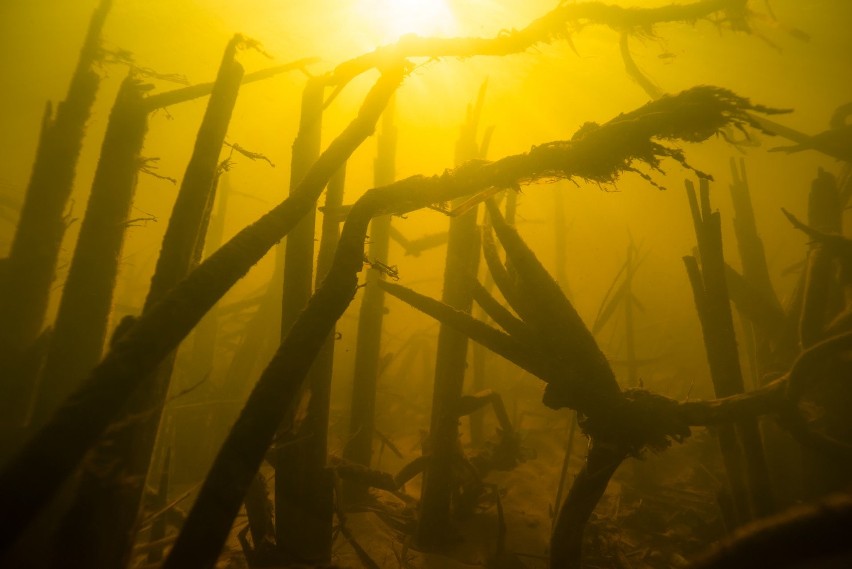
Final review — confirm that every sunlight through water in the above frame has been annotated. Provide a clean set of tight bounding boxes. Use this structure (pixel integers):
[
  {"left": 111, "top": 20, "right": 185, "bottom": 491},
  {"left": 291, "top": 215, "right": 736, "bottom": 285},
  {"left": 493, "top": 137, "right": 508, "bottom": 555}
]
[{"left": 358, "top": 0, "right": 459, "bottom": 42}]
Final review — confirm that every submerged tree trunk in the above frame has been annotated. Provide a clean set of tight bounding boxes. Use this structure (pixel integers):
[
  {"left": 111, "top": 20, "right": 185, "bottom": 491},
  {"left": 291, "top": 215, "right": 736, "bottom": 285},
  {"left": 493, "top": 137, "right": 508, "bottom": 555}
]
[
  {"left": 274, "top": 77, "right": 331, "bottom": 563},
  {"left": 343, "top": 101, "right": 397, "bottom": 504},
  {"left": 727, "top": 158, "right": 781, "bottom": 380},
  {"left": 416, "top": 90, "right": 487, "bottom": 547},
  {"left": 550, "top": 441, "right": 627, "bottom": 569},
  {"left": 31, "top": 75, "right": 149, "bottom": 428},
  {"left": 0, "top": 85, "right": 767, "bottom": 555},
  {"left": 0, "top": 0, "right": 112, "bottom": 433},
  {"left": 798, "top": 169, "right": 850, "bottom": 500},
  {"left": 188, "top": 171, "right": 232, "bottom": 377},
  {"left": 47, "top": 38, "right": 244, "bottom": 569},
  {"left": 684, "top": 178, "right": 775, "bottom": 523},
  {"left": 30, "top": 58, "right": 311, "bottom": 432}
]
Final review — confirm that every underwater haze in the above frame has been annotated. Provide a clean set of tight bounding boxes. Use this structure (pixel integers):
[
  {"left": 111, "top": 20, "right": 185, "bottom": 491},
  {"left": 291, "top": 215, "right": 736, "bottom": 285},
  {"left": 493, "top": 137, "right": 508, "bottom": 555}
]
[{"left": 0, "top": 1, "right": 851, "bottom": 568}]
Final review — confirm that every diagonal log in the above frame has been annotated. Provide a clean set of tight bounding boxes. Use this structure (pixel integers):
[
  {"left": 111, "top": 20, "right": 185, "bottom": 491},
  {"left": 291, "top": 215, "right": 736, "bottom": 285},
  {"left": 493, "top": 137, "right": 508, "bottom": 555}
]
[
  {"left": 690, "top": 492, "right": 852, "bottom": 569},
  {"left": 143, "top": 58, "right": 318, "bottom": 111},
  {"left": 485, "top": 200, "right": 621, "bottom": 415},
  {"left": 380, "top": 280, "right": 553, "bottom": 381},
  {"left": 0, "top": 84, "right": 777, "bottom": 561},
  {"left": 469, "top": 275, "right": 534, "bottom": 342},
  {"left": 328, "top": 0, "right": 750, "bottom": 88},
  {"left": 0, "top": 68, "right": 405, "bottom": 553},
  {"left": 481, "top": 224, "right": 537, "bottom": 323}
]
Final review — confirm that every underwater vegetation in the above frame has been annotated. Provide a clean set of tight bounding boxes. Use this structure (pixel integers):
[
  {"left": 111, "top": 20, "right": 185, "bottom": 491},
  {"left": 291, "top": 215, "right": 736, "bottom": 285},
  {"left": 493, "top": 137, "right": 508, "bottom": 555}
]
[{"left": 0, "top": 0, "right": 851, "bottom": 568}]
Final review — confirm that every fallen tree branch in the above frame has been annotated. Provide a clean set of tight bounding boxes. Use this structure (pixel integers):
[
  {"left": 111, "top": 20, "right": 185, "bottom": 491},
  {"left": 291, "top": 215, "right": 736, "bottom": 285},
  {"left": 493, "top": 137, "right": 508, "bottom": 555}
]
[
  {"left": 690, "top": 492, "right": 852, "bottom": 569},
  {"left": 154, "top": 85, "right": 778, "bottom": 568},
  {"left": 328, "top": 0, "right": 750, "bottom": 88},
  {"left": 0, "top": 67, "right": 405, "bottom": 554}
]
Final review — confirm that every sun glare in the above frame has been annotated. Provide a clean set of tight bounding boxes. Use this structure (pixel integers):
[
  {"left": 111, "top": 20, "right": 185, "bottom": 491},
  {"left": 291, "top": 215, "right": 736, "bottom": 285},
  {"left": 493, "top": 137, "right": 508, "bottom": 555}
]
[{"left": 361, "top": 0, "right": 458, "bottom": 42}]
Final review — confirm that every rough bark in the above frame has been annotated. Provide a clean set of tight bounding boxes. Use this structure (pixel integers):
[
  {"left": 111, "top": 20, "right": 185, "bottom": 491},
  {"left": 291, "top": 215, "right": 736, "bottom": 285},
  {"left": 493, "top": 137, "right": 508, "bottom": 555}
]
[
  {"left": 684, "top": 178, "right": 774, "bottom": 521},
  {"left": 31, "top": 57, "right": 311, "bottom": 431},
  {"left": 690, "top": 492, "right": 852, "bottom": 569},
  {"left": 417, "top": 88, "right": 491, "bottom": 546},
  {"left": 727, "top": 158, "right": 780, "bottom": 380},
  {"left": 274, "top": 77, "right": 329, "bottom": 563},
  {"left": 329, "top": 0, "right": 748, "bottom": 87},
  {"left": 143, "top": 58, "right": 317, "bottom": 112},
  {"left": 187, "top": 172, "right": 231, "bottom": 377},
  {"left": 243, "top": 473, "right": 276, "bottom": 560},
  {"left": 343, "top": 101, "right": 397, "bottom": 503},
  {"left": 0, "top": 0, "right": 112, "bottom": 432},
  {"left": 0, "top": 84, "right": 769, "bottom": 554},
  {"left": 794, "top": 170, "right": 851, "bottom": 499},
  {"left": 47, "top": 37, "right": 244, "bottom": 569},
  {"left": 32, "top": 75, "right": 149, "bottom": 427}
]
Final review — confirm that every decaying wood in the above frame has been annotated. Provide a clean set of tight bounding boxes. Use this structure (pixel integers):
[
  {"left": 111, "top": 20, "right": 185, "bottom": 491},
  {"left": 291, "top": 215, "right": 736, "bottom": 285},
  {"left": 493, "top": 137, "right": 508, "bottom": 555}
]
[
  {"left": 0, "top": 0, "right": 113, "bottom": 433},
  {"left": 382, "top": 215, "right": 852, "bottom": 567},
  {"left": 274, "top": 76, "right": 330, "bottom": 563},
  {"left": 690, "top": 492, "right": 852, "bottom": 569},
  {"left": 32, "top": 55, "right": 310, "bottom": 431},
  {"left": 328, "top": 0, "right": 750, "bottom": 88},
  {"left": 388, "top": 226, "right": 448, "bottom": 257},
  {"left": 727, "top": 158, "right": 781, "bottom": 381},
  {"left": 551, "top": 441, "right": 628, "bottom": 569},
  {"left": 161, "top": 87, "right": 782, "bottom": 568},
  {"left": 344, "top": 101, "right": 397, "bottom": 504},
  {"left": 0, "top": 67, "right": 405, "bottom": 555},
  {"left": 417, "top": 85, "right": 487, "bottom": 547},
  {"left": 684, "top": 178, "right": 775, "bottom": 521},
  {"left": 32, "top": 75, "right": 150, "bottom": 427},
  {"left": 49, "top": 37, "right": 245, "bottom": 569},
  {"left": 0, "top": 84, "right": 781, "bottom": 566},
  {"left": 147, "top": 447, "right": 172, "bottom": 564}
]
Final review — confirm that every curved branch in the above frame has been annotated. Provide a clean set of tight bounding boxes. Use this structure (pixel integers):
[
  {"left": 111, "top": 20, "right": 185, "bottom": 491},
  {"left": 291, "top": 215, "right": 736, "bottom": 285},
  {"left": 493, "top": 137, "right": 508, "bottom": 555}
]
[
  {"left": 0, "top": 67, "right": 405, "bottom": 554},
  {"left": 160, "top": 87, "right": 782, "bottom": 566},
  {"left": 328, "top": 0, "right": 750, "bottom": 87},
  {"left": 481, "top": 224, "right": 538, "bottom": 324}
]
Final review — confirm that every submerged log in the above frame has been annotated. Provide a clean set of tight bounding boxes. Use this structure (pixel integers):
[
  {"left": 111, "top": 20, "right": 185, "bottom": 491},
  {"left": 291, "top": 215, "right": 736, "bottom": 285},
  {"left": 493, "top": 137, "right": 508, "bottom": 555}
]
[
  {"left": 162, "top": 86, "right": 783, "bottom": 569},
  {"left": 329, "top": 0, "right": 750, "bottom": 87},
  {"left": 690, "top": 492, "right": 852, "bottom": 569},
  {"left": 0, "top": 84, "right": 773, "bottom": 556},
  {"left": 48, "top": 36, "right": 245, "bottom": 569}
]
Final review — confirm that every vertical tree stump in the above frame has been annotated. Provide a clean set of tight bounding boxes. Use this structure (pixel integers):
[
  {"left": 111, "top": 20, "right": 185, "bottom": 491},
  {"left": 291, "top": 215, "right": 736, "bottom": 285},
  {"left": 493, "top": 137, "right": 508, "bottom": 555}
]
[
  {"left": 343, "top": 100, "right": 397, "bottom": 504},
  {"left": 31, "top": 74, "right": 149, "bottom": 427},
  {"left": 0, "top": 0, "right": 112, "bottom": 435}
]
